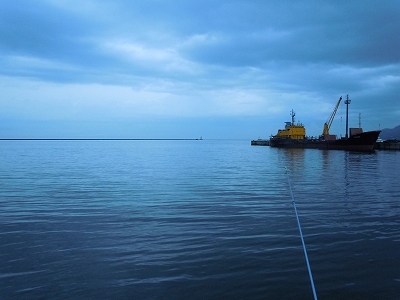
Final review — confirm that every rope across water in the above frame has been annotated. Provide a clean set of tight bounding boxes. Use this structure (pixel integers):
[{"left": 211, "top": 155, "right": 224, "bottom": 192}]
[{"left": 285, "top": 167, "right": 318, "bottom": 300}]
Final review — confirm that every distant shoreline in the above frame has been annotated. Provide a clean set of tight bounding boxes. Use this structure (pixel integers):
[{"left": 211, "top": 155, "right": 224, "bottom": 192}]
[{"left": 0, "top": 138, "right": 202, "bottom": 141}]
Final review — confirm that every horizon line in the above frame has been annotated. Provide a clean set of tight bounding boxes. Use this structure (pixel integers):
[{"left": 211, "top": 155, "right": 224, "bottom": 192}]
[{"left": 0, "top": 138, "right": 203, "bottom": 141}]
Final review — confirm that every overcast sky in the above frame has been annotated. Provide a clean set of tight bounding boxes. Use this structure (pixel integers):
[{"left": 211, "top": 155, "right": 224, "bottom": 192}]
[{"left": 1, "top": 0, "right": 399, "bottom": 139}]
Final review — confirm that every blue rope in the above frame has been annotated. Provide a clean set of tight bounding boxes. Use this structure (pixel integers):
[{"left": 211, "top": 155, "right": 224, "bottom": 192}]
[{"left": 285, "top": 167, "right": 318, "bottom": 300}]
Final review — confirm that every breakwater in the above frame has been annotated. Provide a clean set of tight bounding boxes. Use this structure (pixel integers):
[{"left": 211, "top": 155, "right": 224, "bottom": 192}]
[
  {"left": 374, "top": 141, "right": 400, "bottom": 150},
  {"left": 250, "top": 139, "right": 270, "bottom": 146},
  {"left": 251, "top": 139, "right": 400, "bottom": 150}
]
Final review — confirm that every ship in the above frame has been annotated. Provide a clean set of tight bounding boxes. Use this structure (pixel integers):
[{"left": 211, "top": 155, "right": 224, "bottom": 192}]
[{"left": 269, "top": 95, "right": 381, "bottom": 151}]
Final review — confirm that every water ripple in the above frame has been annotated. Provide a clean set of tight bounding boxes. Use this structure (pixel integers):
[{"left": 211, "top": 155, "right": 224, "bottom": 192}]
[{"left": 0, "top": 141, "right": 399, "bottom": 299}]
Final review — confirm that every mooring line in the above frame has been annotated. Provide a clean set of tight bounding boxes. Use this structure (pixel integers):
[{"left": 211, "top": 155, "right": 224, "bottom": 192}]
[{"left": 285, "top": 167, "right": 318, "bottom": 300}]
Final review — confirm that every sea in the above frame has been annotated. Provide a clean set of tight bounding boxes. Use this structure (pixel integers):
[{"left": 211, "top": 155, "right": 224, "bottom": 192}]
[{"left": 0, "top": 139, "right": 399, "bottom": 300}]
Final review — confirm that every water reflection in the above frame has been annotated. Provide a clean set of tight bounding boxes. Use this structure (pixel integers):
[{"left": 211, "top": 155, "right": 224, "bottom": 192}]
[
  {"left": 276, "top": 147, "right": 306, "bottom": 173},
  {"left": 1, "top": 141, "right": 399, "bottom": 300}
]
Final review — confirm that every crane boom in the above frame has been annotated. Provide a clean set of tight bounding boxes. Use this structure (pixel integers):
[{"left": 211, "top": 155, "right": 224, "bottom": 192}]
[{"left": 322, "top": 96, "right": 342, "bottom": 135}]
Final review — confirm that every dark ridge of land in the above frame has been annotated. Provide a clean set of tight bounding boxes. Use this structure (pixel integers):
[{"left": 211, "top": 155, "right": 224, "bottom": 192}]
[
  {"left": 0, "top": 138, "right": 202, "bottom": 141},
  {"left": 380, "top": 125, "right": 400, "bottom": 140}
]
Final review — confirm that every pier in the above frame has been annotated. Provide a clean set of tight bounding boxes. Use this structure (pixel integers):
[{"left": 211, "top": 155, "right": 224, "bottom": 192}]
[
  {"left": 374, "top": 141, "right": 400, "bottom": 150},
  {"left": 251, "top": 139, "right": 400, "bottom": 150},
  {"left": 251, "top": 139, "right": 270, "bottom": 146}
]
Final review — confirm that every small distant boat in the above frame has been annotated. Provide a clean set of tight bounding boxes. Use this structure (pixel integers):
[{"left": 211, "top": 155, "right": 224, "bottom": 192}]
[{"left": 269, "top": 95, "right": 380, "bottom": 151}]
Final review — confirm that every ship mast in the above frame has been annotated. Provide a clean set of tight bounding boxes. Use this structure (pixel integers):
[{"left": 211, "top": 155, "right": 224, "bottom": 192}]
[
  {"left": 290, "top": 109, "right": 295, "bottom": 125},
  {"left": 345, "top": 94, "right": 351, "bottom": 138}
]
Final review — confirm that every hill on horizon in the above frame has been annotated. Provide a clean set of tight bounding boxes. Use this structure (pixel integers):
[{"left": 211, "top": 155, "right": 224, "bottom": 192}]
[{"left": 379, "top": 125, "right": 400, "bottom": 140}]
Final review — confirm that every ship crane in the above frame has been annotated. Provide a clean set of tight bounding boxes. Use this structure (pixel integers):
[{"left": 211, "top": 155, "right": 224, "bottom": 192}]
[{"left": 322, "top": 96, "right": 342, "bottom": 135}]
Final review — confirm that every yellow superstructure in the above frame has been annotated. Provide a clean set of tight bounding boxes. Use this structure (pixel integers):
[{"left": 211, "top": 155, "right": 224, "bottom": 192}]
[{"left": 273, "top": 110, "right": 306, "bottom": 140}]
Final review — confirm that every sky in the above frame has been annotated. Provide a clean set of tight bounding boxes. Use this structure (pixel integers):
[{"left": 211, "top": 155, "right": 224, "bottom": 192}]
[{"left": 1, "top": 0, "right": 400, "bottom": 139}]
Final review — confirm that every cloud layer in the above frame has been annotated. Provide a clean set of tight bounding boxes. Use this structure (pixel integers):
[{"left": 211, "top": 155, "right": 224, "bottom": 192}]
[{"left": 1, "top": 0, "right": 399, "bottom": 138}]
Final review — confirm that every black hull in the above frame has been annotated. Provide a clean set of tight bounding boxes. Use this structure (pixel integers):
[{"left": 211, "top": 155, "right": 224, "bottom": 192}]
[{"left": 270, "top": 130, "right": 381, "bottom": 151}]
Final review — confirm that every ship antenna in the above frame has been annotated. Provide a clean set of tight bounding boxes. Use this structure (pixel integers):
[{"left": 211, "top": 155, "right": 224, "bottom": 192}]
[
  {"left": 285, "top": 167, "right": 318, "bottom": 300},
  {"left": 345, "top": 95, "right": 351, "bottom": 138},
  {"left": 291, "top": 110, "right": 296, "bottom": 125}
]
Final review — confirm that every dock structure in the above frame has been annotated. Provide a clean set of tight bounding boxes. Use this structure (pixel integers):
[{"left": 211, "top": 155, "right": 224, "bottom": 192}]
[
  {"left": 251, "top": 139, "right": 400, "bottom": 150},
  {"left": 374, "top": 141, "right": 400, "bottom": 150},
  {"left": 251, "top": 139, "right": 270, "bottom": 146}
]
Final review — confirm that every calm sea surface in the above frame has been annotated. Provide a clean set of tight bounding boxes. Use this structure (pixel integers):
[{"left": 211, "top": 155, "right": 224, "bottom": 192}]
[{"left": 0, "top": 140, "right": 399, "bottom": 300}]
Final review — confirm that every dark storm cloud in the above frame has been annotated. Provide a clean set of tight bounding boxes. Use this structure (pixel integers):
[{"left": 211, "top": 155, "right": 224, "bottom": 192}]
[
  {"left": 1, "top": 1, "right": 400, "bottom": 77},
  {"left": 0, "top": 0, "right": 399, "bottom": 138},
  {"left": 180, "top": 1, "right": 400, "bottom": 67}
]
